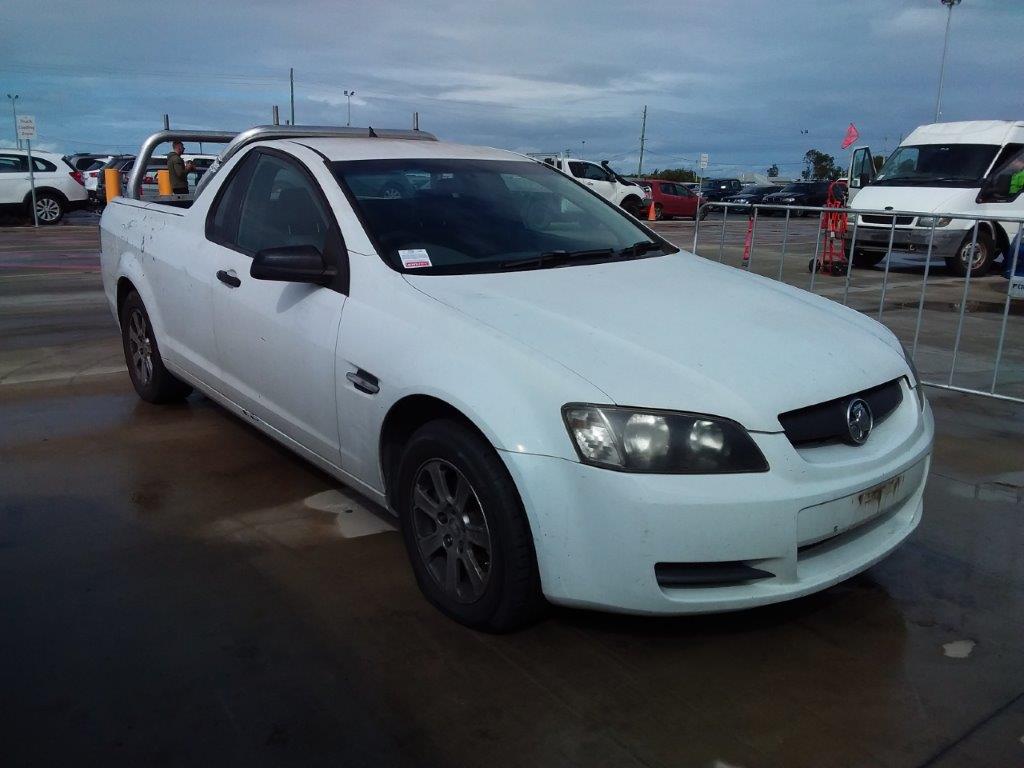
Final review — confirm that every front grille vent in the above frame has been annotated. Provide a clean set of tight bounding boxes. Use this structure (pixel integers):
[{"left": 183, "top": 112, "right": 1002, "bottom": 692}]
[
  {"left": 860, "top": 214, "right": 914, "bottom": 226},
  {"left": 778, "top": 378, "right": 903, "bottom": 447}
]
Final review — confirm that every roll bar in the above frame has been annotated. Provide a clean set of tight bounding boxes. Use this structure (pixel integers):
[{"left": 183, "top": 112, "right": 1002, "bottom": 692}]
[{"left": 125, "top": 124, "right": 438, "bottom": 200}]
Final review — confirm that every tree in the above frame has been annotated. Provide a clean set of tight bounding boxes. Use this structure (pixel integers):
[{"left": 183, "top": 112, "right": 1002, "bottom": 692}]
[
  {"left": 645, "top": 167, "right": 697, "bottom": 182},
  {"left": 766, "top": 164, "right": 779, "bottom": 178},
  {"left": 802, "top": 149, "right": 842, "bottom": 180}
]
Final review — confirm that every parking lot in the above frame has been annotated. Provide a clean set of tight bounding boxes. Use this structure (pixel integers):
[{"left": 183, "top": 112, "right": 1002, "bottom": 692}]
[{"left": 2, "top": 222, "right": 1023, "bottom": 766}]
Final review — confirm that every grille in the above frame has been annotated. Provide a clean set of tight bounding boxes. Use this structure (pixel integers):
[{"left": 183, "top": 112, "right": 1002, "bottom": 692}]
[
  {"left": 778, "top": 378, "right": 904, "bottom": 447},
  {"left": 860, "top": 214, "right": 914, "bottom": 226}
]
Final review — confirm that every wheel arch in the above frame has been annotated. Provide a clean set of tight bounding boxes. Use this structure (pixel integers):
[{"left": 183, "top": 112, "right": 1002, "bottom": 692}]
[
  {"left": 23, "top": 186, "right": 69, "bottom": 206},
  {"left": 116, "top": 276, "right": 138, "bottom": 325},
  {"left": 379, "top": 394, "right": 496, "bottom": 509}
]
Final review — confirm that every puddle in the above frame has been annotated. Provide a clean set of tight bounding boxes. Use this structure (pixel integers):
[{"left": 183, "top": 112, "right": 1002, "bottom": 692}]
[{"left": 942, "top": 639, "right": 976, "bottom": 659}]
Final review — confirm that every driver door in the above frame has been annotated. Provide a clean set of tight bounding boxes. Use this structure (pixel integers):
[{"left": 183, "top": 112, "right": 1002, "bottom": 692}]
[
  {"left": 204, "top": 147, "right": 349, "bottom": 463},
  {"left": 847, "top": 146, "right": 875, "bottom": 203},
  {"left": 569, "top": 161, "right": 617, "bottom": 202}
]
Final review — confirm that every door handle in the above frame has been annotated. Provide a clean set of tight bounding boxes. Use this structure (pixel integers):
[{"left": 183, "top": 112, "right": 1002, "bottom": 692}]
[
  {"left": 346, "top": 369, "right": 379, "bottom": 395},
  {"left": 216, "top": 269, "right": 241, "bottom": 288}
]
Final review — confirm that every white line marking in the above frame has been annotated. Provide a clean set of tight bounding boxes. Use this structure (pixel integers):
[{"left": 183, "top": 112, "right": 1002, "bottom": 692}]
[
  {"left": 304, "top": 489, "right": 397, "bottom": 538},
  {"left": 942, "top": 639, "right": 976, "bottom": 659}
]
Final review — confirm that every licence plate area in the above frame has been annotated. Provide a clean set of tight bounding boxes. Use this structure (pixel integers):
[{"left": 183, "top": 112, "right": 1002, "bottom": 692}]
[{"left": 797, "top": 460, "right": 926, "bottom": 548}]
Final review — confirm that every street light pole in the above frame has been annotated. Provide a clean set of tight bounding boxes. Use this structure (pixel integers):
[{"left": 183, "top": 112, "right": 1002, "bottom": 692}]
[
  {"left": 6, "top": 94, "right": 19, "bottom": 150},
  {"left": 344, "top": 90, "right": 355, "bottom": 127},
  {"left": 934, "top": 0, "right": 961, "bottom": 123}
]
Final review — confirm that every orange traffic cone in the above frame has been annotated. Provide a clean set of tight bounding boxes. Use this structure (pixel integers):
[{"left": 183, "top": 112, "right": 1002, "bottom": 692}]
[{"left": 647, "top": 201, "right": 657, "bottom": 221}]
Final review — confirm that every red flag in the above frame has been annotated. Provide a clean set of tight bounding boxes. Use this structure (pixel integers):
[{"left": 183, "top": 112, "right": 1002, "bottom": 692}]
[{"left": 841, "top": 123, "right": 860, "bottom": 150}]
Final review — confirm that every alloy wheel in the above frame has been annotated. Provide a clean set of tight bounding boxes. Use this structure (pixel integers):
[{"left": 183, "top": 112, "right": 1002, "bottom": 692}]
[
  {"left": 411, "top": 458, "right": 492, "bottom": 604},
  {"left": 960, "top": 240, "right": 988, "bottom": 270},
  {"left": 127, "top": 308, "right": 154, "bottom": 386},
  {"left": 36, "top": 197, "right": 61, "bottom": 223}
]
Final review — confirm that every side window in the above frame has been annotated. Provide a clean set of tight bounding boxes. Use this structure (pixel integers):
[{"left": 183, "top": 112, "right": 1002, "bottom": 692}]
[
  {"left": 659, "top": 183, "right": 674, "bottom": 195},
  {"left": 33, "top": 158, "right": 57, "bottom": 172},
  {"left": 208, "top": 151, "right": 258, "bottom": 246},
  {"left": 234, "top": 154, "right": 331, "bottom": 255},
  {"left": 0, "top": 154, "right": 27, "bottom": 172},
  {"left": 584, "top": 163, "right": 612, "bottom": 181},
  {"left": 978, "top": 143, "right": 1024, "bottom": 204},
  {"left": 568, "top": 161, "right": 587, "bottom": 179}
]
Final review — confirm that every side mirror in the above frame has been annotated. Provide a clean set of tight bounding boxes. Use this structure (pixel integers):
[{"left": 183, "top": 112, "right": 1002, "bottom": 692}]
[{"left": 251, "top": 244, "right": 336, "bottom": 286}]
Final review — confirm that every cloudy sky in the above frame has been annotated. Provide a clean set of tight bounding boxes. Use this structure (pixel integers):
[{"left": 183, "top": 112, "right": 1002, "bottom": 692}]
[{"left": 2, "top": 0, "right": 1021, "bottom": 177}]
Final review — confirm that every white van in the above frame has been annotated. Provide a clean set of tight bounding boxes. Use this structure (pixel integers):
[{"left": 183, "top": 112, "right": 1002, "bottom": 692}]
[{"left": 846, "top": 120, "right": 1024, "bottom": 276}]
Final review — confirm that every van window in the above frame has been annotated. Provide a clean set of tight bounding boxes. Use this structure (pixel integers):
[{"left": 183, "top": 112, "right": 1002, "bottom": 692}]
[
  {"left": 977, "top": 144, "right": 1024, "bottom": 204},
  {"left": 875, "top": 144, "right": 998, "bottom": 187}
]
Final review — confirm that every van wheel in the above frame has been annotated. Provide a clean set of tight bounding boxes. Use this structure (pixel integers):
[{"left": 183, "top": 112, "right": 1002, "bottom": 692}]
[
  {"left": 120, "top": 291, "right": 192, "bottom": 403},
  {"left": 33, "top": 193, "right": 65, "bottom": 225},
  {"left": 946, "top": 229, "right": 995, "bottom": 277},
  {"left": 396, "top": 419, "right": 544, "bottom": 632}
]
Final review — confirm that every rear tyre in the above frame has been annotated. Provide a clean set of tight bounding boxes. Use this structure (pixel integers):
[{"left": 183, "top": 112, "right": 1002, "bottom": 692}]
[
  {"left": 946, "top": 229, "right": 995, "bottom": 277},
  {"left": 120, "top": 291, "right": 192, "bottom": 403},
  {"left": 32, "top": 193, "right": 65, "bottom": 225},
  {"left": 396, "top": 419, "right": 544, "bottom": 632}
]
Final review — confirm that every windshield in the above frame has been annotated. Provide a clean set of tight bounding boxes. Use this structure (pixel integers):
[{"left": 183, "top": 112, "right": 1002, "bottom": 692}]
[
  {"left": 774, "top": 184, "right": 804, "bottom": 193},
  {"left": 874, "top": 143, "right": 998, "bottom": 187},
  {"left": 331, "top": 158, "right": 671, "bottom": 274}
]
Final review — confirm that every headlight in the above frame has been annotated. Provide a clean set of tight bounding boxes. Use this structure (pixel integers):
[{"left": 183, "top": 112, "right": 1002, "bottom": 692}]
[
  {"left": 782, "top": 197, "right": 796, "bottom": 203},
  {"left": 917, "top": 216, "right": 952, "bottom": 228},
  {"left": 899, "top": 341, "right": 926, "bottom": 409},
  {"left": 562, "top": 405, "right": 769, "bottom": 474}
]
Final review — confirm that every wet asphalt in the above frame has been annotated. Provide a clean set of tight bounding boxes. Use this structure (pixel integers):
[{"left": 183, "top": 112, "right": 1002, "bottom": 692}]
[{"left": 1, "top": 221, "right": 1023, "bottom": 767}]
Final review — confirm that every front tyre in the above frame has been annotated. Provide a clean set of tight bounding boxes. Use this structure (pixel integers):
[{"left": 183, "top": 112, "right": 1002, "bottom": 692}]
[
  {"left": 397, "top": 419, "right": 544, "bottom": 632},
  {"left": 120, "top": 291, "right": 192, "bottom": 403},
  {"left": 946, "top": 228, "right": 995, "bottom": 277}
]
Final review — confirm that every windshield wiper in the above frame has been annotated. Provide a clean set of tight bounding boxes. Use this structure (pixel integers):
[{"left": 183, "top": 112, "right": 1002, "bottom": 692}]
[
  {"left": 499, "top": 248, "right": 615, "bottom": 270},
  {"left": 616, "top": 240, "right": 666, "bottom": 258}
]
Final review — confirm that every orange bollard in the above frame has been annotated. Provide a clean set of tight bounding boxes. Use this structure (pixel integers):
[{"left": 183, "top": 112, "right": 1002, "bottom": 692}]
[
  {"left": 156, "top": 170, "right": 173, "bottom": 196},
  {"left": 741, "top": 216, "right": 755, "bottom": 263},
  {"left": 104, "top": 168, "right": 121, "bottom": 204},
  {"left": 647, "top": 201, "right": 657, "bottom": 221}
]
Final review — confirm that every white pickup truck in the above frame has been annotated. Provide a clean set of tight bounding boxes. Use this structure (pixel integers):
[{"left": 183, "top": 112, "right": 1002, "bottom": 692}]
[
  {"left": 528, "top": 153, "right": 648, "bottom": 217},
  {"left": 100, "top": 125, "right": 931, "bottom": 631}
]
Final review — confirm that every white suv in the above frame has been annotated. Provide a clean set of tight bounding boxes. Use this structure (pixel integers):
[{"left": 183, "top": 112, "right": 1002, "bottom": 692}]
[{"left": 0, "top": 149, "right": 90, "bottom": 224}]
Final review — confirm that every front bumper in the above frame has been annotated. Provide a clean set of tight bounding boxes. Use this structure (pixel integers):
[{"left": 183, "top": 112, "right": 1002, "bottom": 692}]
[
  {"left": 848, "top": 225, "right": 963, "bottom": 258},
  {"left": 500, "top": 383, "right": 933, "bottom": 614}
]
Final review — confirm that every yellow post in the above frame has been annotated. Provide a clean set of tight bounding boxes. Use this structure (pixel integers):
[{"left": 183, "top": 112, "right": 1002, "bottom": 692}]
[
  {"left": 156, "top": 169, "right": 173, "bottom": 196},
  {"left": 104, "top": 168, "right": 121, "bottom": 204}
]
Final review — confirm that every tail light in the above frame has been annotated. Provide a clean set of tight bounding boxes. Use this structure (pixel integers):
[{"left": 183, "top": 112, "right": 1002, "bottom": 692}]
[{"left": 70, "top": 170, "right": 84, "bottom": 186}]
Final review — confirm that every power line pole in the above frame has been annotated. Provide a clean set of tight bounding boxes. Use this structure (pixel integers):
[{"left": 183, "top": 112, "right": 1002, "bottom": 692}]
[
  {"left": 934, "top": 0, "right": 961, "bottom": 123},
  {"left": 6, "top": 94, "right": 19, "bottom": 150},
  {"left": 290, "top": 68, "right": 295, "bottom": 125},
  {"left": 637, "top": 105, "right": 647, "bottom": 176}
]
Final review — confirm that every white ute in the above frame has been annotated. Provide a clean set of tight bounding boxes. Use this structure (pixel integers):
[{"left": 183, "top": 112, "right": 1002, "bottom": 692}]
[
  {"left": 100, "top": 126, "right": 934, "bottom": 630},
  {"left": 528, "top": 152, "right": 648, "bottom": 217}
]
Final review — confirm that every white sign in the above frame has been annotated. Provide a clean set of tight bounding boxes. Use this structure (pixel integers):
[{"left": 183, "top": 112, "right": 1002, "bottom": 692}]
[
  {"left": 1010, "top": 275, "right": 1024, "bottom": 300},
  {"left": 699, "top": 152, "right": 709, "bottom": 169},
  {"left": 17, "top": 115, "right": 37, "bottom": 141}
]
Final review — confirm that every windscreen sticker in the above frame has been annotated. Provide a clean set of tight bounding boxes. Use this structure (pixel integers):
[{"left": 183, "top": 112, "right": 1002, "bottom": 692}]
[{"left": 399, "top": 249, "right": 432, "bottom": 269}]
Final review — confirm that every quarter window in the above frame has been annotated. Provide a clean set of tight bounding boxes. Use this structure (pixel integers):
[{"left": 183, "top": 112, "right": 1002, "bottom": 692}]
[{"left": 33, "top": 158, "right": 57, "bottom": 172}]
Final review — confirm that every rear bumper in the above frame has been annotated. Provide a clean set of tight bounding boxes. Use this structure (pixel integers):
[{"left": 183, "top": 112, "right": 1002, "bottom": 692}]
[{"left": 501, "top": 385, "right": 933, "bottom": 615}]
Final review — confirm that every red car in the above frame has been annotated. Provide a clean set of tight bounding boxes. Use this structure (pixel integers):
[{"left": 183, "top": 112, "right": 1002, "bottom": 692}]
[{"left": 638, "top": 179, "right": 705, "bottom": 220}]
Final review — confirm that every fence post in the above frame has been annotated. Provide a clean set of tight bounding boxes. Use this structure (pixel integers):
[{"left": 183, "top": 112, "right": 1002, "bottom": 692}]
[
  {"left": 808, "top": 208, "right": 824, "bottom": 292},
  {"left": 691, "top": 206, "right": 702, "bottom": 254},
  {"left": 948, "top": 221, "right": 980, "bottom": 386},
  {"left": 842, "top": 216, "right": 858, "bottom": 305},
  {"left": 777, "top": 208, "right": 791, "bottom": 281},
  {"left": 911, "top": 223, "right": 939, "bottom": 360},
  {"left": 717, "top": 205, "right": 729, "bottom": 262},
  {"left": 989, "top": 220, "right": 1022, "bottom": 393},
  {"left": 745, "top": 207, "right": 760, "bottom": 270},
  {"left": 876, "top": 216, "right": 898, "bottom": 320}
]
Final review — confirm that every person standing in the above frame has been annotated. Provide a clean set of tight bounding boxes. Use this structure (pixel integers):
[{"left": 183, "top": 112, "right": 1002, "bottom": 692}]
[{"left": 167, "top": 140, "right": 195, "bottom": 195}]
